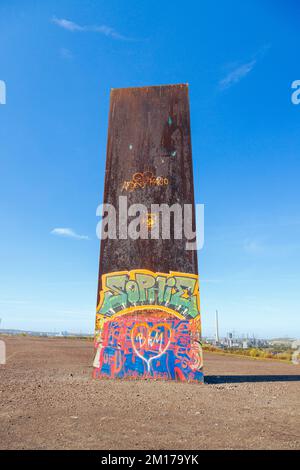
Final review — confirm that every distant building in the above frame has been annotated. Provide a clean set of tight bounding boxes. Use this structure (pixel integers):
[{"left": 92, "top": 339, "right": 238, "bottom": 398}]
[
  {"left": 292, "top": 340, "right": 300, "bottom": 350},
  {"left": 269, "top": 338, "right": 294, "bottom": 347}
]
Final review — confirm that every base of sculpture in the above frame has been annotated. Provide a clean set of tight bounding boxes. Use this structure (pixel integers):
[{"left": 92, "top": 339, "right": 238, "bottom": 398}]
[{"left": 93, "top": 311, "right": 203, "bottom": 382}]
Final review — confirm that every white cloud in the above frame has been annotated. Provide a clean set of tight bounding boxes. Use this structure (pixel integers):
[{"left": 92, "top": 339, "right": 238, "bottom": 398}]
[
  {"left": 51, "top": 228, "right": 89, "bottom": 240},
  {"left": 219, "top": 45, "right": 271, "bottom": 91},
  {"left": 52, "top": 18, "right": 84, "bottom": 31},
  {"left": 52, "top": 17, "right": 128, "bottom": 40},
  {"left": 219, "top": 60, "right": 257, "bottom": 90}
]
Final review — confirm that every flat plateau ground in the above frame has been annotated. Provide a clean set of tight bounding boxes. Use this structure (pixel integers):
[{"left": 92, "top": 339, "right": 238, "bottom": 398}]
[{"left": 0, "top": 335, "right": 299, "bottom": 450}]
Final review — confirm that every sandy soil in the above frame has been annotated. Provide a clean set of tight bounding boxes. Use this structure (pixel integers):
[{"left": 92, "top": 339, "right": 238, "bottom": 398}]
[{"left": 0, "top": 335, "right": 299, "bottom": 450}]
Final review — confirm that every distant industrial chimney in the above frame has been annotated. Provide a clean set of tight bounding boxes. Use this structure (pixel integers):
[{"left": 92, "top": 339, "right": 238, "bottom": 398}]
[{"left": 215, "top": 310, "right": 220, "bottom": 344}]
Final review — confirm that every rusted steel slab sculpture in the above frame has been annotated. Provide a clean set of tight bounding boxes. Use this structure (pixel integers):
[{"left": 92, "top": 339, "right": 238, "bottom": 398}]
[{"left": 94, "top": 84, "right": 203, "bottom": 382}]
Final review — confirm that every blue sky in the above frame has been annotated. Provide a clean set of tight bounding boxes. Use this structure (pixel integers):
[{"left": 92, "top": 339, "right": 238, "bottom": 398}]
[{"left": 0, "top": 0, "right": 299, "bottom": 337}]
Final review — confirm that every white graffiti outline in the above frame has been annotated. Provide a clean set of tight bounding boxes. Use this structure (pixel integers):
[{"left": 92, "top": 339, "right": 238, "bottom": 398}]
[{"left": 131, "top": 325, "right": 171, "bottom": 373}]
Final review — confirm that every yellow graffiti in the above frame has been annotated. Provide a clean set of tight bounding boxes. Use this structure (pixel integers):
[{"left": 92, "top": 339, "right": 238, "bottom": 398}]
[
  {"left": 122, "top": 172, "right": 169, "bottom": 192},
  {"left": 141, "top": 213, "right": 158, "bottom": 229}
]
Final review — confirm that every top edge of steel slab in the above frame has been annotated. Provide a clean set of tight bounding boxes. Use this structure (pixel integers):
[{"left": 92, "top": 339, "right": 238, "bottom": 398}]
[{"left": 110, "top": 83, "right": 189, "bottom": 92}]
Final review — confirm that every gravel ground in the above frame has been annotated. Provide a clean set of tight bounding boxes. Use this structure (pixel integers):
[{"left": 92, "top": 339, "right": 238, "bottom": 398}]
[{"left": 0, "top": 335, "right": 299, "bottom": 450}]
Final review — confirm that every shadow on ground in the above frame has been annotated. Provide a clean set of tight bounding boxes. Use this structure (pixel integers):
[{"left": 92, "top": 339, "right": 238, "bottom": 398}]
[{"left": 205, "top": 375, "right": 300, "bottom": 384}]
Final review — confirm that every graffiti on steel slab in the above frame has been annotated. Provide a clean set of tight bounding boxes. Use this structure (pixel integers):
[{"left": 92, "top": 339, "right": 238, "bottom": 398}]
[
  {"left": 93, "top": 312, "right": 202, "bottom": 381},
  {"left": 93, "top": 270, "right": 203, "bottom": 381},
  {"left": 122, "top": 172, "right": 169, "bottom": 192},
  {"left": 96, "top": 269, "right": 200, "bottom": 319}
]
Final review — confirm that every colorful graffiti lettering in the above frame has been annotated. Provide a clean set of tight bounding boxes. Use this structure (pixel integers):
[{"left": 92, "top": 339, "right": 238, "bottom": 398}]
[
  {"left": 122, "top": 172, "right": 169, "bottom": 192},
  {"left": 97, "top": 269, "right": 200, "bottom": 319},
  {"left": 93, "top": 312, "right": 203, "bottom": 381},
  {"left": 94, "top": 270, "right": 203, "bottom": 382}
]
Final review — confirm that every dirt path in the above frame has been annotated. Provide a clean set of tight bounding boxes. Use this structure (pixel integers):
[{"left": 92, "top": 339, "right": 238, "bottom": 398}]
[{"left": 0, "top": 335, "right": 299, "bottom": 450}]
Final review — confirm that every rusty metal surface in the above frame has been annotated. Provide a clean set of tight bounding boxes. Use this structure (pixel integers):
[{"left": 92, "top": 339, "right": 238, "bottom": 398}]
[{"left": 97, "top": 84, "right": 198, "bottom": 303}]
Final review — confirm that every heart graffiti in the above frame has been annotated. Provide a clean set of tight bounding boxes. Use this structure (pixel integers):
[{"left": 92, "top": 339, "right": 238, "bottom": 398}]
[{"left": 131, "top": 323, "right": 172, "bottom": 372}]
